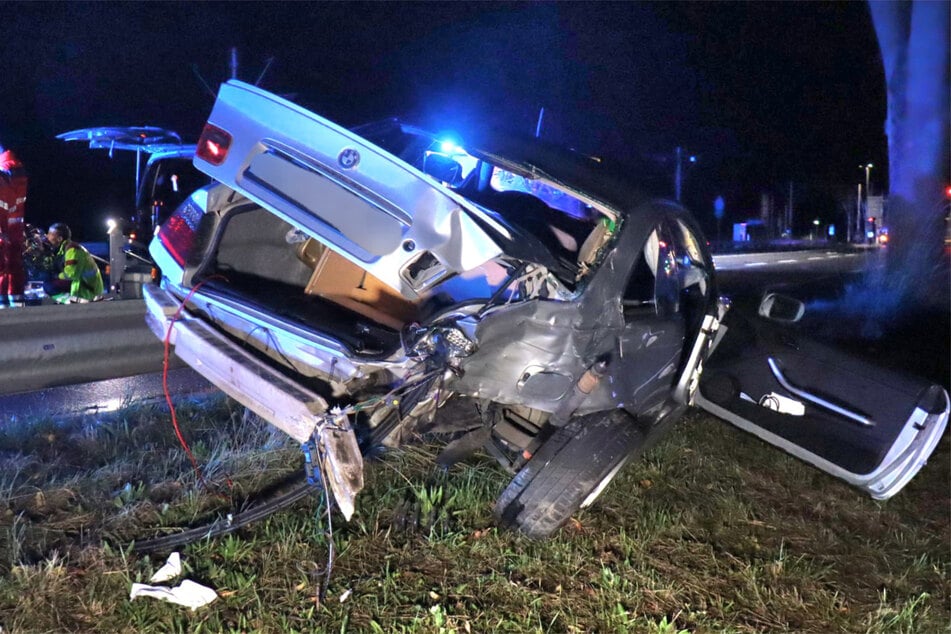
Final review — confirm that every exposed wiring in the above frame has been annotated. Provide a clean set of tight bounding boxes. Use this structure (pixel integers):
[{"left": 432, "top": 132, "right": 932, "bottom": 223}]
[
  {"left": 475, "top": 261, "right": 529, "bottom": 319},
  {"left": 191, "top": 63, "right": 217, "bottom": 99},
  {"left": 434, "top": 366, "right": 448, "bottom": 410},
  {"left": 162, "top": 276, "right": 232, "bottom": 491},
  {"left": 311, "top": 438, "right": 336, "bottom": 606},
  {"left": 262, "top": 326, "right": 314, "bottom": 377},
  {"left": 243, "top": 323, "right": 312, "bottom": 377},
  {"left": 326, "top": 363, "right": 442, "bottom": 419},
  {"left": 131, "top": 473, "right": 314, "bottom": 554}
]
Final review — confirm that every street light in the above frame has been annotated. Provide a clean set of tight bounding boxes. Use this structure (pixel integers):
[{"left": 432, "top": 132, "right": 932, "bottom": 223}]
[
  {"left": 859, "top": 163, "right": 873, "bottom": 195},
  {"left": 856, "top": 163, "right": 873, "bottom": 243}
]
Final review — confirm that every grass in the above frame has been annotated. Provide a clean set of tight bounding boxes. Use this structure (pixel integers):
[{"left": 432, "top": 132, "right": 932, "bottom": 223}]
[{"left": 0, "top": 396, "right": 948, "bottom": 633}]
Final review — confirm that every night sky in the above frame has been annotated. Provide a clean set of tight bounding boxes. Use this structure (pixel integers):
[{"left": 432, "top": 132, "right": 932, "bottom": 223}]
[{"left": 1, "top": 1, "right": 885, "bottom": 240}]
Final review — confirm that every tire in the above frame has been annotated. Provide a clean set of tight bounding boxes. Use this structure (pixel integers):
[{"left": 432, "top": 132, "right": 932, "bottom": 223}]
[{"left": 493, "top": 409, "right": 647, "bottom": 539}]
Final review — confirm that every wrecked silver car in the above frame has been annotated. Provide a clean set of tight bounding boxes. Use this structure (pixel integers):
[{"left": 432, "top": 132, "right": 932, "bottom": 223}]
[{"left": 144, "top": 81, "right": 948, "bottom": 538}]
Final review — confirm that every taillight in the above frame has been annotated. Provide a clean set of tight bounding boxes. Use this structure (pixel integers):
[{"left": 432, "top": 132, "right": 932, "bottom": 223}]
[
  {"left": 157, "top": 201, "right": 203, "bottom": 265},
  {"left": 196, "top": 123, "right": 232, "bottom": 166}
]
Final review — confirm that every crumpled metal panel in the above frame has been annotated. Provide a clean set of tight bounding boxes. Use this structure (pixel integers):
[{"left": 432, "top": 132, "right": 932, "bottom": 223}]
[
  {"left": 454, "top": 203, "right": 673, "bottom": 414},
  {"left": 170, "top": 316, "right": 328, "bottom": 443},
  {"left": 317, "top": 411, "right": 364, "bottom": 521},
  {"left": 454, "top": 299, "right": 593, "bottom": 410},
  {"left": 187, "top": 291, "right": 365, "bottom": 383}
]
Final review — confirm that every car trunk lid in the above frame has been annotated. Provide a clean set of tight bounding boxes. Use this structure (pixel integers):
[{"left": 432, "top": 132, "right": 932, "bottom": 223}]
[{"left": 192, "top": 80, "right": 505, "bottom": 300}]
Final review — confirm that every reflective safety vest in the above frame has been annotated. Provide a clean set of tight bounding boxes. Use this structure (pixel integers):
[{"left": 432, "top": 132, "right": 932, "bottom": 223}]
[
  {"left": 56, "top": 240, "right": 104, "bottom": 300},
  {"left": 0, "top": 149, "right": 27, "bottom": 305}
]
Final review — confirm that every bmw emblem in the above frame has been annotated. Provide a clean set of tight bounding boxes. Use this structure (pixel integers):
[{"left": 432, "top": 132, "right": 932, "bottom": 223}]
[{"left": 338, "top": 148, "right": 360, "bottom": 169}]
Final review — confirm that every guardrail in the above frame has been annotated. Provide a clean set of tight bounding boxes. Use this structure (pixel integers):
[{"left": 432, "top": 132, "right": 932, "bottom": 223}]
[{"left": 0, "top": 300, "right": 177, "bottom": 396}]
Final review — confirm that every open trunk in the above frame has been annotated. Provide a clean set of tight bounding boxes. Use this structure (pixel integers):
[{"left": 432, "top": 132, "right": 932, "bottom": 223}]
[{"left": 193, "top": 204, "right": 417, "bottom": 357}]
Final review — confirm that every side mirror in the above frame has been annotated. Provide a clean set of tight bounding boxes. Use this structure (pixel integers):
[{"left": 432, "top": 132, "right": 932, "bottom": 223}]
[{"left": 758, "top": 292, "right": 805, "bottom": 323}]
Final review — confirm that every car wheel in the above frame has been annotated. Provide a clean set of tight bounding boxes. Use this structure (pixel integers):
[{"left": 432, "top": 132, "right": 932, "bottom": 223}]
[{"left": 493, "top": 409, "right": 648, "bottom": 539}]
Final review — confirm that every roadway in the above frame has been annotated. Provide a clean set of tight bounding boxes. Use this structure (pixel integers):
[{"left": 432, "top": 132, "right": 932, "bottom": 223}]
[
  {"left": 712, "top": 248, "right": 875, "bottom": 272},
  {"left": 0, "top": 367, "right": 213, "bottom": 421},
  {"left": 712, "top": 247, "right": 879, "bottom": 305}
]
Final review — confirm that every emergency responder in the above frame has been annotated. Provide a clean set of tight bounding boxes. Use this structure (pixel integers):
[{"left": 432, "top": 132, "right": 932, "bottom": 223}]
[
  {"left": 0, "top": 143, "right": 27, "bottom": 308},
  {"left": 45, "top": 223, "right": 104, "bottom": 301}
]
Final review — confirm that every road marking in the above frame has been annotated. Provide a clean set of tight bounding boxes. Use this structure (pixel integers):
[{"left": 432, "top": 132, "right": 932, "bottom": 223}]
[
  {"left": 744, "top": 262, "right": 768, "bottom": 267},
  {"left": 777, "top": 259, "right": 797, "bottom": 264},
  {"left": 807, "top": 256, "right": 823, "bottom": 260}
]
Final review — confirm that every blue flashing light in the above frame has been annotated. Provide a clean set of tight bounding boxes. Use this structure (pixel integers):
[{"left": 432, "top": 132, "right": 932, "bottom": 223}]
[
  {"left": 688, "top": 155, "right": 697, "bottom": 163},
  {"left": 439, "top": 139, "right": 458, "bottom": 154}
]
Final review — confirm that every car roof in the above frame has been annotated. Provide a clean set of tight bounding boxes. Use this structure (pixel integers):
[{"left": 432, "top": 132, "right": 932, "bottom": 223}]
[{"left": 377, "top": 119, "right": 669, "bottom": 217}]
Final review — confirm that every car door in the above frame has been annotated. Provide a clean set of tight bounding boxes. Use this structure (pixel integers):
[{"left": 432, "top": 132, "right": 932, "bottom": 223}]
[
  {"left": 56, "top": 126, "right": 188, "bottom": 195},
  {"left": 137, "top": 150, "right": 206, "bottom": 231},
  {"left": 696, "top": 309, "right": 949, "bottom": 499},
  {"left": 57, "top": 126, "right": 184, "bottom": 151},
  {"left": 57, "top": 126, "right": 199, "bottom": 231},
  {"left": 192, "top": 80, "right": 505, "bottom": 299},
  {"left": 614, "top": 214, "right": 714, "bottom": 413}
]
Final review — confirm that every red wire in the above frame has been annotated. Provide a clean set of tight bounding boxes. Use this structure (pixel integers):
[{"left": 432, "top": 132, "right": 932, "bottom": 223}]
[{"left": 161, "top": 276, "right": 231, "bottom": 491}]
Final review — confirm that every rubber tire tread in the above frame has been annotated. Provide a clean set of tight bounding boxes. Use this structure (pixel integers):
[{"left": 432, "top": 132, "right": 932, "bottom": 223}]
[{"left": 494, "top": 409, "right": 645, "bottom": 539}]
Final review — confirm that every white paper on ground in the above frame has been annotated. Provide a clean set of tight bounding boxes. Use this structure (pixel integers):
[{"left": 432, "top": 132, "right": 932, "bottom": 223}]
[
  {"left": 130, "top": 579, "right": 218, "bottom": 610},
  {"left": 149, "top": 552, "right": 182, "bottom": 583}
]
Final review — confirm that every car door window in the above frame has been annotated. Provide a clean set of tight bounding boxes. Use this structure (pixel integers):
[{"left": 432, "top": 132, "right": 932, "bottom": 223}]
[
  {"left": 144, "top": 159, "right": 212, "bottom": 228},
  {"left": 622, "top": 221, "right": 679, "bottom": 320},
  {"left": 673, "top": 218, "right": 709, "bottom": 297},
  {"left": 622, "top": 225, "right": 661, "bottom": 319},
  {"left": 623, "top": 217, "right": 711, "bottom": 324}
]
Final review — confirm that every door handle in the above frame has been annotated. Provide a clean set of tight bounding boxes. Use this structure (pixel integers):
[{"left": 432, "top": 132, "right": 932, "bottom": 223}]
[{"left": 767, "top": 357, "right": 874, "bottom": 427}]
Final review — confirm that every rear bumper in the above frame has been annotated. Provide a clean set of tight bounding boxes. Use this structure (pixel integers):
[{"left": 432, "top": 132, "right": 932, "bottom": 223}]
[
  {"left": 144, "top": 282, "right": 365, "bottom": 518},
  {"left": 143, "top": 283, "right": 328, "bottom": 442}
]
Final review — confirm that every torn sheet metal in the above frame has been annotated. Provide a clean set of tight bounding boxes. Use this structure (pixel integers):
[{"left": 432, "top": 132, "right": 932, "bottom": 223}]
[
  {"left": 453, "top": 204, "right": 673, "bottom": 415},
  {"left": 314, "top": 409, "right": 364, "bottom": 520}
]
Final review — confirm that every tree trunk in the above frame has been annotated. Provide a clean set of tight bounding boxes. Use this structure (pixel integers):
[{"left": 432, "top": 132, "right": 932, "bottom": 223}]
[{"left": 868, "top": 0, "right": 950, "bottom": 310}]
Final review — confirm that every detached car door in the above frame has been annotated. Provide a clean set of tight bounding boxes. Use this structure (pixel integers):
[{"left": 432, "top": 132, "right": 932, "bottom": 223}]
[
  {"left": 696, "top": 310, "right": 948, "bottom": 499},
  {"left": 192, "top": 80, "right": 504, "bottom": 299}
]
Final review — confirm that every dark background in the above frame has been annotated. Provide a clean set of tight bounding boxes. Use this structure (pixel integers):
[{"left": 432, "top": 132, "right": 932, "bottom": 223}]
[{"left": 0, "top": 1, "right": 885, "bottom": 241}]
